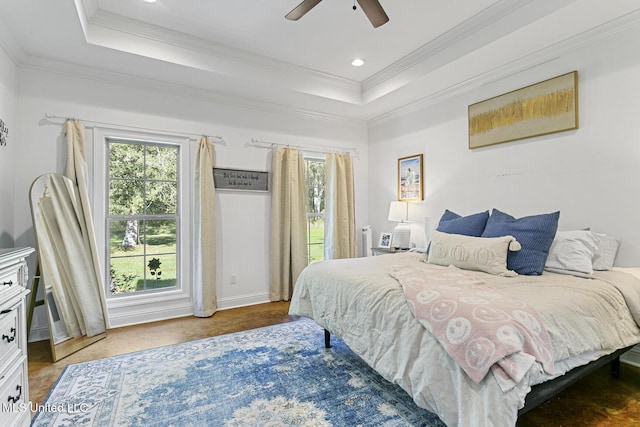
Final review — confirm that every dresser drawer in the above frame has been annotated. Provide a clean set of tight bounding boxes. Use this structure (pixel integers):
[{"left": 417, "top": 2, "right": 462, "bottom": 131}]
[
  {"left": 0, "top": 302, "right": 22, "bottom": 374},
  {"left": 0, "top": 357, "right": 29, "bottom": 427},
  {"left": 0, "top": 267, "right": 20, "bottom": 296}
]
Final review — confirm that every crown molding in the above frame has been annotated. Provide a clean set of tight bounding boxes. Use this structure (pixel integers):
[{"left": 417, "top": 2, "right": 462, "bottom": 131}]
[
  {"left": 18, "top": 55, "right": 366, "bottom": 127},
  {"left": 368, "top": 6, "right": 640, "bottom": 127},
  {"left": 76, "top": 0, "right": 538, "bottom": 107},
  {"left": 76, "top": 0, "right": 363, "bottom": 105},
  {"left": 13, "top": 0, "right": 640, "bottom": 126},
  {"left": 0, "top": 18, "right": 25, "bottom": 66},
  {"left": 361, "top": 0, "right": 533, "bottom": 102},
  {"left": 18, "top": 5, "right": 640, "bottom": 129}
]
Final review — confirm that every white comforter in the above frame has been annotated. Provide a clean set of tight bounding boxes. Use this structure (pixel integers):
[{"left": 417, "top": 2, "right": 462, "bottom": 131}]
[{"left": 288, "top": 252, "right": 640, "bottom": 427}]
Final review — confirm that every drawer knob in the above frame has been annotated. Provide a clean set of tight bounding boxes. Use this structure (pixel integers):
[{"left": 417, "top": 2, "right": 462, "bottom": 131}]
[
  {"left": 2, "top": 280, "right": 13, "bottom": 286},
  {"left": 2, "top": 327, "right": 16, "bottom": 343},
  {"left": 7, "top": 384, "right": 22, "bottom": 404}
]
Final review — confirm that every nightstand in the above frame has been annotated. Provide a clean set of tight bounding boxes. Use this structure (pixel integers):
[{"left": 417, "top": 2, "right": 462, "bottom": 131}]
[{"left": 371, "top": 247, "right": 410, "bottom": 256}]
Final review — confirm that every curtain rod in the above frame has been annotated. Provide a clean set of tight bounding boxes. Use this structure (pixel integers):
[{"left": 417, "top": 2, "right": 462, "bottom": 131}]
[
  {"left": 250, "top": 138, "right": 357, "bottom": 156},
  {"left": 44, "top": 113, "right": 226, "bottom": 145}
]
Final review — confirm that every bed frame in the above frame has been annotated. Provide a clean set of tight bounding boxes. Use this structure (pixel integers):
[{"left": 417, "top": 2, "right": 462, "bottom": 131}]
[
  {"left": 323, "top": 329, "right": 633, "bottom": 417},
  {"left": 518, "top": 344, "right": 633, "bottom": 415}
]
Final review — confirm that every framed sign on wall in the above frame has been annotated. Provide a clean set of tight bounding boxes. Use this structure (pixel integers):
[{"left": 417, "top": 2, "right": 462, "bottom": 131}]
[{"left": 213, "top": 168, "right": 269, "bottom": 192}]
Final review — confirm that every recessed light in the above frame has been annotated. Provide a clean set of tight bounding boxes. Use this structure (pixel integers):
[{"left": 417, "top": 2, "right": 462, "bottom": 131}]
[
  {"left": 143, "top": 0, "right": 157, "bottom": 3},
  {"left": 351, "top": 58, "right": 365, "bottom": 67}
]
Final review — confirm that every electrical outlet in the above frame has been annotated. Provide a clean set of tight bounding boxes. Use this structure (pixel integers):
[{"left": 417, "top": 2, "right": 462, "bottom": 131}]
[{"left": 230, "top": 274, "right": 237, "bottom": 284}]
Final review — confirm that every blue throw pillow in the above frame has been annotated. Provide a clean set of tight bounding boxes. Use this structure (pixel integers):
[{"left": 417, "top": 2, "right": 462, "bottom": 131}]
[
  {"left": 481, "top": 209, "right": 560, "bottom": 275},
  {"left": 437, "top": 209, "right": 489, "bottom": 237}
]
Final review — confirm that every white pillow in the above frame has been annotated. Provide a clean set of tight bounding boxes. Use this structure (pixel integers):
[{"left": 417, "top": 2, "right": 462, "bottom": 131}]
[
  {"left": 427, "top": 230, "right": 521, "bottom": 277},
  {"left": 544, "top": 267, "right": 594, "bottom": 279},
  {"left": 592, "top": 233, "right": 621, "bottom": 270},
  {"left": 545, "top": 230, "right": 600, "bottom": 275}
]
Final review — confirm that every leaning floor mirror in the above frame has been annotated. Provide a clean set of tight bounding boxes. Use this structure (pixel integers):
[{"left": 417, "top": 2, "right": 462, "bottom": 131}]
[{"left": 29, "top": 173, "right": 107, "bottom": 361}]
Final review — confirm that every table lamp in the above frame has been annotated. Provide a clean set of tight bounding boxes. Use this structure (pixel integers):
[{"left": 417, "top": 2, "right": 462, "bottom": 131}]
[{"left": 388, "top": 201, "right": 411, "bottom": 249}]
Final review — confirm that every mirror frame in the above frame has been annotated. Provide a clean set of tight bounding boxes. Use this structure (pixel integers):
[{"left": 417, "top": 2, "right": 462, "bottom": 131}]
[{"left": 29, "top": 174, "right": 106, "bottom": 361}]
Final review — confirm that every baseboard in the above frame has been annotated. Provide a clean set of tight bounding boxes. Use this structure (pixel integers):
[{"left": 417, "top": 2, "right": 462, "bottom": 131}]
[
  {"left": 29, "top": 325, "right": 51, "bottom": 342},
  {"left": 29, "top": 292, "right": 273, "bottom": 336},
  {"left": 108, "top": 301, "right": 193, "bottom": 328},
  {"left": 217, "top": 292, "right": 270, "bottom": 310},
  {"left": 109, "top": 292, "right": 271, "bottom": 327},
  {"left": 621, "top": 344, "right": 640, "bottom": 368}
]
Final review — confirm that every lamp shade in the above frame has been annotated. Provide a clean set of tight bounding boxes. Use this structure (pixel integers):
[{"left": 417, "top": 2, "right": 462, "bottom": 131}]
[{"left": 388, "top": 201, "right": 408, "bottom": 222}]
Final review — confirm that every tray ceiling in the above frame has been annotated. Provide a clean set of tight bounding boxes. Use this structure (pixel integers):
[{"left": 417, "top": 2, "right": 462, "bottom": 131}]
[{"left": 0, "top": 0, "right": 638, "bottom": 121}]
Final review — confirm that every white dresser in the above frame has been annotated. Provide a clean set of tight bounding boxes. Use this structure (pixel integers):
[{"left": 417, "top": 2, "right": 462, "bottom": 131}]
[{"left": 0, "top": 247, "right": 34, "bottom": 427}]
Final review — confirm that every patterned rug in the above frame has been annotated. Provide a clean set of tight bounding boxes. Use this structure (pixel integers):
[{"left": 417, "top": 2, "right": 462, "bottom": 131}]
[{"left": 31, "top": 318, "right": 445, "bottom": 427}]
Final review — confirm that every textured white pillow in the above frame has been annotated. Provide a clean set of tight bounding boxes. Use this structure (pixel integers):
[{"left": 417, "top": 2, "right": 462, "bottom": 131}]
[
  {"left": 545, "top": 230, "right": 600, "bottom": 275},
  {"left": 544, "top": 267, "right": 594, "bottom": 279},
  {"left": 427, "top": 230, "right": 521, "bottom": 277},
  {"left": 592, "top": 233, "right": 621, "bottom": 270}
]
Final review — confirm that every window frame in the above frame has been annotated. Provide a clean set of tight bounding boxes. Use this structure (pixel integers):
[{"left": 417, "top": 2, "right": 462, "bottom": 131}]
[{"left": 93, "top": 128, "right": 194, "bottom": 327}]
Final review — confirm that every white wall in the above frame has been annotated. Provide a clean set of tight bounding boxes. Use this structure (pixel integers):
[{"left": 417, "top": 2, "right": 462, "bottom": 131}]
[
  {"left": 8, "top": 6, "right": 639, "bottom": 358},
  {"left": 368, "top": 24, "right": 640, "bottom": 267},
  {"left": 368, "top": 22, "right": 640, "bottom": 366},
  {"left": 0, "top": 43, "right": 18, "bottom": 248},
  {"left": 13, "top": 66, "right": 368, "bottom": 335}
]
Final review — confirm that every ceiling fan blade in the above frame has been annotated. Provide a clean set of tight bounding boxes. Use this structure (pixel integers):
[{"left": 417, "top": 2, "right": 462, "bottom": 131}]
[
  {"left": 285, "top": 0, "right": 323, "bottom": 21},
  {"left": 356, "top": 0, "right": 389, "bottom": 28}
]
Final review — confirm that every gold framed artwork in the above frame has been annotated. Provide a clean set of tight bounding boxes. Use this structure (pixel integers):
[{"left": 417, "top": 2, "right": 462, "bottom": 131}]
[
  {"left": 398, "top": 154, "right": 423, "bottom": 201},
  {"left": 468, "top": 71, "right": 578, "bottom": 149}
]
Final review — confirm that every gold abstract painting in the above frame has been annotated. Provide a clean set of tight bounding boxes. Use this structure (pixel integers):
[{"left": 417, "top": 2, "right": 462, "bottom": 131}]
[{"left": 468, "top": 71, "right": 578, "bottom": 149}]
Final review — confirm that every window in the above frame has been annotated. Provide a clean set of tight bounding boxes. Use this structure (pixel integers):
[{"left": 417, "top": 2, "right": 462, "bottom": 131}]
[
  {"left": 107, "top": 139, "right": 179, "bottom": 296},
  {"left": 305, "top": 157, "right": 325, "bottom": 264}
]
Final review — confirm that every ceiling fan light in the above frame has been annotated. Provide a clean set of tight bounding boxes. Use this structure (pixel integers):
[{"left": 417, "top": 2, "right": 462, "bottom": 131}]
[{"left": 351, "top": 58, "right": 365, "bottom": 67}]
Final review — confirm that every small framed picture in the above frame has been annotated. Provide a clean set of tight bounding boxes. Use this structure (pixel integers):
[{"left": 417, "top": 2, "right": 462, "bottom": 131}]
[
  {"left": 398, "top": 154, "right": 423, "bottom": 201},
  {"left": 379, "top": 232, "right": 392, "bottom": 248}
]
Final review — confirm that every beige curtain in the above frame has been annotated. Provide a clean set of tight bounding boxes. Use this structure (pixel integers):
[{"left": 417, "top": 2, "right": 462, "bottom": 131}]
[
  {"left": 270, "top": 148, "right": 308, "bottom": 301},
  {"left": 193, "top": 136, "right": 217, "bottom": 317},
  {"left": 325, "top": 153, "right": 356, "bottom": 259},
  {"left": 30, "top": 120, "right": 108, "bottom": 338},
  {"left": 64, "top": 120, "right": 108, "bottom": 333}
]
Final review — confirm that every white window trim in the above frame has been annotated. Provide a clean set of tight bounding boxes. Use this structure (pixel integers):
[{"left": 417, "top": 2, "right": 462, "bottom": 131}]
[{"left": 93, "top": 127, "right": 194, "bottom": 328}]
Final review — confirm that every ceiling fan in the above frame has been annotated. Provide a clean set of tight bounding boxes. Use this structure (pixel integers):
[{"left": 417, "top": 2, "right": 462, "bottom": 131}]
[{"left": 285, "top": 0, "right": 389, "bottom": 28}]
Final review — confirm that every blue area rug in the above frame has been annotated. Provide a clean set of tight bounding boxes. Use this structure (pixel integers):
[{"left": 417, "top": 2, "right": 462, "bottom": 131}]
[{"left": 31, "top": 318, "right": 445, "bottom": 426}]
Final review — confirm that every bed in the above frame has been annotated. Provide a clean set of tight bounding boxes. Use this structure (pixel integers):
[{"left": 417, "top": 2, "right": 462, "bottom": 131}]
[{"left": 288, "top": 210, "right": 640, "bottom": 427}]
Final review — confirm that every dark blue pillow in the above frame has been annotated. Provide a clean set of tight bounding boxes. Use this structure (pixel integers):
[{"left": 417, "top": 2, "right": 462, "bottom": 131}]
[
  {"left": 481, "top": 209, "right": 560, "bottom": 275},
  {"left": 437, "top": 209, "right": 489, "bottom": 237}
]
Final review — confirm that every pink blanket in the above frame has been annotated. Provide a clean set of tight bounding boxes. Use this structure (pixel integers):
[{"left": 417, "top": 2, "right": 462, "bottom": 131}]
[{"left": 389, "top": 264, "right": 554, "bottom": 389}]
